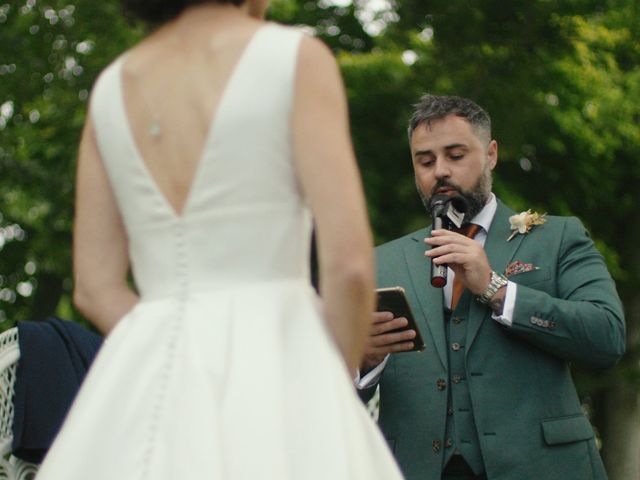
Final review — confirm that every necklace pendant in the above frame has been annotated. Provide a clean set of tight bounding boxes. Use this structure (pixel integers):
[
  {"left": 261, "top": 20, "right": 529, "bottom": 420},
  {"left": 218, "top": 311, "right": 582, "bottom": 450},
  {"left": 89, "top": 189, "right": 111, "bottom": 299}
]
[{"left": 149, "top": 119, "right": 161, "bottom": 138}]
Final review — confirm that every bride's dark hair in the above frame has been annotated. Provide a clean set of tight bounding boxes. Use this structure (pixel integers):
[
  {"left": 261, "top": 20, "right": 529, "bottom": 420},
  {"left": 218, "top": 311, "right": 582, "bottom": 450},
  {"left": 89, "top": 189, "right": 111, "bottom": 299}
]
[{"left": 122, "top": 0, "right": 245, "bottom": 24}]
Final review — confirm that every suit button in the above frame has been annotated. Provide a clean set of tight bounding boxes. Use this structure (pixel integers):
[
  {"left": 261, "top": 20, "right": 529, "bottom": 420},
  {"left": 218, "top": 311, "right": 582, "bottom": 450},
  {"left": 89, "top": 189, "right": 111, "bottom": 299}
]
[
  {"left": 451, "top": 342, "right": 461, "bottom": 351},
  {"left": 452, "top": 316, "right": 463, "bottom": 324},
  {"left": 432, "top": 440, "right": 441, "bottom": 452},
  {"left": 445, "top": 438, "right": 453, "bottom": 448},
  {"left": 530, "top": 316, "right": 545, "bottom": 326},
  {"left": 436, "top": 378, "right": 447, "bottom": 390},
  {"left": 452, "top": 374, "right": 463, "bottom": 384},
  {"left": 447, "top": 405, "right": 453, "bottom": 415}
]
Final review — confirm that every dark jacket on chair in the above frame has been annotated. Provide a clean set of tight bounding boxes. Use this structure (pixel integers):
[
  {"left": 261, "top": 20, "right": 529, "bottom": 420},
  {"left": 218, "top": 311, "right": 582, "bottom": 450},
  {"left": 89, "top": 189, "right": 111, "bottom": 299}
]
[{"left": 12, "top": 316, "right": 102, "bottom": 463}]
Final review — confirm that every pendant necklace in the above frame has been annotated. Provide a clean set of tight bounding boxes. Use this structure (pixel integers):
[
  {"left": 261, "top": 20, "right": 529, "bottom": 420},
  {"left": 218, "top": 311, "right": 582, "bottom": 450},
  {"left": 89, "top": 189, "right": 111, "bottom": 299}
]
[
  {"left": 130, "top": 58, "right": 177, "bottom": 141},
  {"left": 131, "top": 30, "right": 212, "bottom": 140},
  {"left": 127, "top": 71, "right": 164, "bottom": 141},
  {"left": 148, "top": 117, "right": 161, "bottom": 138},
  {"left": 135, "top": 80, "right": 165, "bottom": 140}
]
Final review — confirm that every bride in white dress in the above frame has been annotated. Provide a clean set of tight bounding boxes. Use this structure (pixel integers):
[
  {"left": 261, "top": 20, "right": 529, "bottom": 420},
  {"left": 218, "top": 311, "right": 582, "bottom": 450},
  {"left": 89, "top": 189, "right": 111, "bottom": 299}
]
[{"left": 36, "top": 0, "right": 405, "bottom": 478}]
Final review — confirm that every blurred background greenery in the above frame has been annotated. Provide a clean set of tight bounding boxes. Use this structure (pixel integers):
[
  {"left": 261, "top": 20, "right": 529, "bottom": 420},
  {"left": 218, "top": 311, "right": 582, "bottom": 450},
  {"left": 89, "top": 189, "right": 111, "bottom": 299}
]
[{"left": 1, "top": 0, "right": 638, "bottom": 477}]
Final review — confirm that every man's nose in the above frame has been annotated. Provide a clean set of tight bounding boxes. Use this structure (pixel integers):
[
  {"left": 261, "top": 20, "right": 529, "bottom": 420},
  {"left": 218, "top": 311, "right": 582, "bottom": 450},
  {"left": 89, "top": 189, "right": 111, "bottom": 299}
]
[{"left": 434, "top": 158, "right": 450, "bottom": 178}]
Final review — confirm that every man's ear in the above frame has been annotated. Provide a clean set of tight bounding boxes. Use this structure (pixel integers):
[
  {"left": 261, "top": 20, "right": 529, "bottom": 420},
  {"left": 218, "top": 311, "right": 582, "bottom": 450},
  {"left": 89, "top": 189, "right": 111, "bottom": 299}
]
[{"left": 487, "top": 140, "right": 498, "bottom": 170}]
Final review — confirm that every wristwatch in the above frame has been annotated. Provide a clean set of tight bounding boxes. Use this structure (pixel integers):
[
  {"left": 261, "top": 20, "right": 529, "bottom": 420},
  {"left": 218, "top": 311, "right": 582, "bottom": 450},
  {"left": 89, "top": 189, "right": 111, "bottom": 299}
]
[{"left": 477, "top": 270, "right": 508, "bottom": 304}]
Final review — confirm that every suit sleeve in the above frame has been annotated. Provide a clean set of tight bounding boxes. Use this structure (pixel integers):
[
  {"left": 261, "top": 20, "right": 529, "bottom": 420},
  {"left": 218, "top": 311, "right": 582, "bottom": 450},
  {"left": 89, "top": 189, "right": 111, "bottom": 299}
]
[{"left": 507, "top": 217, "right": 625, "bottom": 368}]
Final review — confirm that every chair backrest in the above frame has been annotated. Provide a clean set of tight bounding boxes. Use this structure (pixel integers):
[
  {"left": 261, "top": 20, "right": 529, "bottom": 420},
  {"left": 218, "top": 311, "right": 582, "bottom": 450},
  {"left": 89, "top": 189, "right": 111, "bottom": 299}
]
[
  {"left": 0, "top": 328, "right": 19, "bottom": 457},
  {"left": 0, "top": 327, "right": 39, "bottom": 479}
]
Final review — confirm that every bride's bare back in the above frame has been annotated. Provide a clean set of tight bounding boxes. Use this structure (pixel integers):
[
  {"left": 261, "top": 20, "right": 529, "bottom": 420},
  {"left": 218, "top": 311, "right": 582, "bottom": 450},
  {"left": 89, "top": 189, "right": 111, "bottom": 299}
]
[{"left": 121, "top": 5, "right": 263, "bottom": 216}]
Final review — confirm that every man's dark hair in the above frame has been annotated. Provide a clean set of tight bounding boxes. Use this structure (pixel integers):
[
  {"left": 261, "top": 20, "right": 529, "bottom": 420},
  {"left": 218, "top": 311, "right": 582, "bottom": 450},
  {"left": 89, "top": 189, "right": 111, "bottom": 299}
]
[
  {"left": 122, "top": 0, "right": 245, "bottom": 24},
  {"left": 408, "top": 94, "right": 492, "bottom": 144}
]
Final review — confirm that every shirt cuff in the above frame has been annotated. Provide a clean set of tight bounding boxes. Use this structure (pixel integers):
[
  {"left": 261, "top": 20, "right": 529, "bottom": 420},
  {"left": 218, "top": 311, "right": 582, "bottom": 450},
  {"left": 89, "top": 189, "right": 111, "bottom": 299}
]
[
  {"left": 491, "top": 280, "right": 517, "bottom": 327},
  {"left": 355, "top": 355, "right": 389, "bottom": 390}
]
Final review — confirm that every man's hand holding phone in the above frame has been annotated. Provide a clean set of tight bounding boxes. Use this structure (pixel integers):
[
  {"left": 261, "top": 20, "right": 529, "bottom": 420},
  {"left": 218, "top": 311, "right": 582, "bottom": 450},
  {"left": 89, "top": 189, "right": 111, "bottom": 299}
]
[{"left": 361, "top": 311, "right": 418, "bottom": 373}]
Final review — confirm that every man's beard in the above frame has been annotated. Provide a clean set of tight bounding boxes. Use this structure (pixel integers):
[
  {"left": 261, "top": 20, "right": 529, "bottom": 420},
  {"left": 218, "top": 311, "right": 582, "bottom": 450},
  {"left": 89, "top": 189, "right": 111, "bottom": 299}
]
[{"left": 418, "top": 165, "right": 492, "bottom": 222}]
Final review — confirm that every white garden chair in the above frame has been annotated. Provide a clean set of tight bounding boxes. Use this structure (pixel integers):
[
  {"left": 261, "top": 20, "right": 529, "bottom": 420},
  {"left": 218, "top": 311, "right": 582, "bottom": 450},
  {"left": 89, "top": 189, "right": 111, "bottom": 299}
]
[{"left": 0, "top": 327, "right": 39, "bottom": 479}]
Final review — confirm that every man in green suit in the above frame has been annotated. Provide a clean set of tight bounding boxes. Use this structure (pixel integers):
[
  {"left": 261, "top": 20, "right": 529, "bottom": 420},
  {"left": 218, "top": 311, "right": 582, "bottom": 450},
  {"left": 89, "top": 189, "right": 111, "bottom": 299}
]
[{"left": 357, "top": 94, "right": 625, "bottom": 480}]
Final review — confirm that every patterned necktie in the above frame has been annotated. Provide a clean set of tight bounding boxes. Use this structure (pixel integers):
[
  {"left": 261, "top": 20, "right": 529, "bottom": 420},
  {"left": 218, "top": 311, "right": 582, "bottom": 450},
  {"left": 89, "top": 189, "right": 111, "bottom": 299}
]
[{"left": 450, "top": 223, "right": 482, "bottom": 310}]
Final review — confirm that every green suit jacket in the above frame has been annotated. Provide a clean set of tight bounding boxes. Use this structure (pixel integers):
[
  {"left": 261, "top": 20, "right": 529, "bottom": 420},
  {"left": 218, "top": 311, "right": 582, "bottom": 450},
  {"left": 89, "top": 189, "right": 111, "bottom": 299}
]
[{"left": 366, "top": 199, "right": 625, "bottom": 480}]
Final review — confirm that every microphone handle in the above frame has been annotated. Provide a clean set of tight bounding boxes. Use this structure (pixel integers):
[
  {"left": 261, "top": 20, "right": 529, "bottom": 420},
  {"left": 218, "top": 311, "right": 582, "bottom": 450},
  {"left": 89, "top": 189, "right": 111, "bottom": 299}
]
[{"left": 430, "top": 215, "right": 447, "bottom": 288}]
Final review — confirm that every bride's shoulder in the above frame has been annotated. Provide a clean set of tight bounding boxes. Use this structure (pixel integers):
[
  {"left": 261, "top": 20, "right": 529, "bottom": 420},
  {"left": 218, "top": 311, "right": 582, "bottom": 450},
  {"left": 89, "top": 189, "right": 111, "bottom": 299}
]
[
  {"left": 88, "top": 54, "right": 127, "bottom": 105},
  {"left": 262, "top": 21, "right": 319, "bottom": 45},
  {"left": 292, "top": 31, "right": 338, "bottom": 71}
]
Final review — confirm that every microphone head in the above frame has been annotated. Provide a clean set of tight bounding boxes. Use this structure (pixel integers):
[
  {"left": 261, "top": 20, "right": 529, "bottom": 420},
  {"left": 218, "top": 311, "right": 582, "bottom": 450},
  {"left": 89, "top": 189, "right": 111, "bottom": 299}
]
[
  {"left": 428, "top": 194, "right": 450, "bottom": 217},
  {"left": 428, "top": 194, "right": 469, "bottom": 217}
]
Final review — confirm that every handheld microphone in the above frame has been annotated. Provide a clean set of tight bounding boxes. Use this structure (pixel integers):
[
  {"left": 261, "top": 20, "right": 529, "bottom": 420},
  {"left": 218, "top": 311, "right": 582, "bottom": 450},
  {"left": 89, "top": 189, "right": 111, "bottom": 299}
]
[{"left": 428, "top": 194, "right": 469, "bottom": 288}]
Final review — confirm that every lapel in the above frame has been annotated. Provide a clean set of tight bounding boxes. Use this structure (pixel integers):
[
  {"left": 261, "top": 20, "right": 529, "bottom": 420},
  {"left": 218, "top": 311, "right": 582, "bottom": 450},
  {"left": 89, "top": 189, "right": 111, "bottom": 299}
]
[
  {"left": 403, "top": 227, "right": 448, "bottom": 371},
  {"left": 466, "top": 199, "right": 524, "bottom": 351}
]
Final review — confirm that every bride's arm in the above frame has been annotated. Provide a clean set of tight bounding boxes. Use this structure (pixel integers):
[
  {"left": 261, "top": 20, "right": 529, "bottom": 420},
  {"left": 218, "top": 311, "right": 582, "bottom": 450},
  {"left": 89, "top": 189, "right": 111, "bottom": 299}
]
[
  {"left": 73, "top": 115, "right": 138, "bottom": 334},
  {"left": 292, "top": 36, "right": 375, "bottom": 374}
]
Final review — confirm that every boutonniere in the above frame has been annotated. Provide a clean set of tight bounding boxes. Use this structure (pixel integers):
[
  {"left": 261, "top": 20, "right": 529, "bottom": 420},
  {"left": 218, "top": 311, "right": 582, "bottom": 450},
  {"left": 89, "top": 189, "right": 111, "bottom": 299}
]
[{"left": 507, "top": 209, "right": 546, "bottom": 241}]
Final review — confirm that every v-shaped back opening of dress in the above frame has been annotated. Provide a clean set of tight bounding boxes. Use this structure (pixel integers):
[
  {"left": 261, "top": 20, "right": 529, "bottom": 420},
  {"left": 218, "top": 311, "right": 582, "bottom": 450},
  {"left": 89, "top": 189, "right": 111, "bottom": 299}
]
[{"left": 117, "top": 23, "right": 268, "bottom": 219}]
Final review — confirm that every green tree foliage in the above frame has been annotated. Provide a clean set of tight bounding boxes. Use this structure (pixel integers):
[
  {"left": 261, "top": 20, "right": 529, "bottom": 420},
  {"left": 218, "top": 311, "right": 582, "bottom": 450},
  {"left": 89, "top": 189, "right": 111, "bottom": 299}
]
[
  {"left": 269, "top": 0, "right": 374, "bottom": 52},
  {"left": 0, "top": 1, "right": 142, "bottom": 323}
]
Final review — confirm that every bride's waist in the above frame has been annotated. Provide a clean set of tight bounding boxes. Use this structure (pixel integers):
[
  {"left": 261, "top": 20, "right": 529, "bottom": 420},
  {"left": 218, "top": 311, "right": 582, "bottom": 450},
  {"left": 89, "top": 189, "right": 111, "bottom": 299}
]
[{"left": 137, "top": 276, "right": 315, "bottom": 302}]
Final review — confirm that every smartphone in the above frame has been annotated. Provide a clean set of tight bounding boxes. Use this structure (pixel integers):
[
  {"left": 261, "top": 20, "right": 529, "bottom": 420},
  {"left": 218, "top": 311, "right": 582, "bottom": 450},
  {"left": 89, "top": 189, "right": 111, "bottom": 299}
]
[{"left": 375, "top": 287, "right": 426, "bottom": 352}]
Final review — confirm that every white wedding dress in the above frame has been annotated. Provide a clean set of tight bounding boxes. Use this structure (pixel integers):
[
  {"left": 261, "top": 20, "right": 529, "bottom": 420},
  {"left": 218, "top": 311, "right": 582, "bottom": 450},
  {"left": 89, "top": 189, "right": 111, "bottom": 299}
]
[{"left": 36, "top": 23, "right": 404, "bottom": 480}]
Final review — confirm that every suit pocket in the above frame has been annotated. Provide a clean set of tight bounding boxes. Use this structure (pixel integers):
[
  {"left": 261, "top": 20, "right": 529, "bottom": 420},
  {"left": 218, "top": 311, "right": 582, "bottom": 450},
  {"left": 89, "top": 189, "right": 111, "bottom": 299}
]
[
  {"left": 541, "top": 414, "right": 594, "bottom": 445},
  {"left": 508, "top": 267, "right": 551, "bottom": 287}
]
